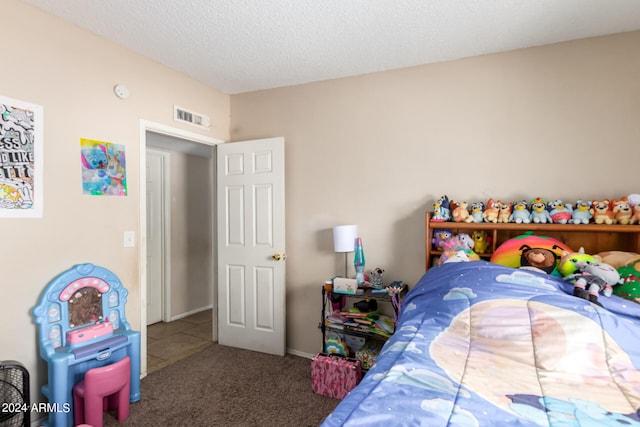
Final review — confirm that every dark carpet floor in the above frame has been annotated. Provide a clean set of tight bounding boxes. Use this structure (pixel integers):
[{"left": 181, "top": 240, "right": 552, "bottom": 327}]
[{"left": 103, "top": 344, "right": 339, "bottom": 426}]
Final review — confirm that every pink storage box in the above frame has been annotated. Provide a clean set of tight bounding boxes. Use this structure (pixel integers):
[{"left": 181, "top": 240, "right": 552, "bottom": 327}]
[{"left": 311, "top": 353, "right": 362, "bottom": 399}]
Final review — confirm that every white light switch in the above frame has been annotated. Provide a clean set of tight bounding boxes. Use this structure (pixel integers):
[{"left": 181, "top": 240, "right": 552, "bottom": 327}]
[{"left": 124, "top": 231, "right": 135, "bottom": 247}]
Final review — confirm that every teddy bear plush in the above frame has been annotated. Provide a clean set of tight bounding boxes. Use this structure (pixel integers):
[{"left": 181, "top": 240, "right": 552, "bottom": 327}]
[
  {"left": 471, "top": 230, "right": 490, "bottom": 254},
  {"left": 518, "top": 244, "right": 559, "bottom": 274}
]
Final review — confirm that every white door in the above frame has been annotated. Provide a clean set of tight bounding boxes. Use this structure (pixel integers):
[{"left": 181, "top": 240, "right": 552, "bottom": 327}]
[
  {"left": 146, "top": 149, "right": 166, "bottom": 325},
  {"left": 216, "top": 137, "right": 286, "bottom": 356}
]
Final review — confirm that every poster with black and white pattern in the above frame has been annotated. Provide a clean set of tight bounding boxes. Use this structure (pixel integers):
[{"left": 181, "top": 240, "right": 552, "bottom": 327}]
[{"left": 0, "top": 96, "right": 43, "bottom": 218}]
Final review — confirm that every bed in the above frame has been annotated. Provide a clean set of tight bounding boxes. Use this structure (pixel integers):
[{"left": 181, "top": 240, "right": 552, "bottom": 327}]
[{"left": 321, "top": 258, "right": 640, "bottom": 426}]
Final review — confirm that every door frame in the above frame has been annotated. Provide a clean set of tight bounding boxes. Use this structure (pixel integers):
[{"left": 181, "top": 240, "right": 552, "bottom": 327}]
[
  {"left": 138, "top": 119, "right": 223, "bottom": 377},
  {"left": 145, "top": 148, "right": 171, "bottom": 324}
]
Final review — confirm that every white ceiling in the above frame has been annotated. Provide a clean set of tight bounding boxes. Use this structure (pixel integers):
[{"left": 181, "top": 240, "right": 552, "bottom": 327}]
[{"left": 21, "top": 0, "right": 640, "bottom": 94}]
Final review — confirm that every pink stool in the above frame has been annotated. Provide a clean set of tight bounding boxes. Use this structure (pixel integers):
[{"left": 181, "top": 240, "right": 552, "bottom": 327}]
[{"left": 73, "top": 356, "right": 131, "bottom": 427}]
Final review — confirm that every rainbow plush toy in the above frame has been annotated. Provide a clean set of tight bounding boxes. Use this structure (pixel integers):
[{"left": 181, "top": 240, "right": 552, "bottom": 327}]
[{"left": 490, "top": 232, "right": 572, "bottom": 273}]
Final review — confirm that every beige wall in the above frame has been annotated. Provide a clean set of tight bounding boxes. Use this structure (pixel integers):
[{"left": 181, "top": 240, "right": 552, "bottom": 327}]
[
  {"left": 4, "top": 0, "right": 640, "bottom": 410},
  {"left": 1, "top": 0, "right": 229, "bottom": 409},
  {"left": 168, "top": 150, "right": 214, "bottom": 317},
  {"left": 231, "top": 31, "right": 640, "bottom": 356}
]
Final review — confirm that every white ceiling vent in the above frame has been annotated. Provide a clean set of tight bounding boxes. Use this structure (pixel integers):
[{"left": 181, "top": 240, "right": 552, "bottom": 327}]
[{"left": 174, "top": 105, "right": 210, "bottom": 128}]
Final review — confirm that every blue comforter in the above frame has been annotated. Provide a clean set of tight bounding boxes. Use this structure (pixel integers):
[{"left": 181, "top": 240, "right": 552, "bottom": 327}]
[{"left": 322, "top": 261, "right": 640, "bottom": 426}]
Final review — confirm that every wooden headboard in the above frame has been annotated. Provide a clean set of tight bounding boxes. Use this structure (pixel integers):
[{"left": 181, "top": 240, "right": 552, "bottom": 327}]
[{"left": 425, "top": 211, "right": 640, "bottom": 270}]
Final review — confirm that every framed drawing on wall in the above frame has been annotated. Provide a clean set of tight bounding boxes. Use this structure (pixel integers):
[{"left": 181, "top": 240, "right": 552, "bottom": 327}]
[{"left": 0, "top": 96, "right": 44, "bottom": 218}]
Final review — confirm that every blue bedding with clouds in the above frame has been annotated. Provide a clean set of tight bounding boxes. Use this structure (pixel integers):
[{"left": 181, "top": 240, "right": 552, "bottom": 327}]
[{"left": 321, "top": 261, "right": 640, "bottom": 427}]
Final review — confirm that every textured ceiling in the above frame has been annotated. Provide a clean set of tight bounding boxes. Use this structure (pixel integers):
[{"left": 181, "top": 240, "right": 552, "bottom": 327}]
[{"left": 20, "top": 0, "right": 640, "bottom": 94}]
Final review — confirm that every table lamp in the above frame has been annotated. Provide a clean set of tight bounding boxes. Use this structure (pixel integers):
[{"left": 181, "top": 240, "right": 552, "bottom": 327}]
[{"left": 333, "top": 225, "right": 358, "bottom": 277}]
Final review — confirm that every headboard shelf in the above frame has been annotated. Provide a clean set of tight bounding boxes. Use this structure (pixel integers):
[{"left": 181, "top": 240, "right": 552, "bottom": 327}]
[{"left": 426, "top": 211, "right": 640, "bottom": 270}]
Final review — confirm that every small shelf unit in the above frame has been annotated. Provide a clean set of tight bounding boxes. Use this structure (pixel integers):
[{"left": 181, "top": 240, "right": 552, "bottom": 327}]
[{"left": 426, "top": 211, "right": 640, "bottom": 270}]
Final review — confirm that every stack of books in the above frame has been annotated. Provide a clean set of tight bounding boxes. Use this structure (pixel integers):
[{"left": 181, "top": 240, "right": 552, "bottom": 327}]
[{"left": 325, "top": 310, "right": 395, "bottom": 337}]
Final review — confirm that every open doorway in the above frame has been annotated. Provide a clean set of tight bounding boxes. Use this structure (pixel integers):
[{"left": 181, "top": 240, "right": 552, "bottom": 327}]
[{"left": 138, "top": 120, "right": 222, "bottom": 376}]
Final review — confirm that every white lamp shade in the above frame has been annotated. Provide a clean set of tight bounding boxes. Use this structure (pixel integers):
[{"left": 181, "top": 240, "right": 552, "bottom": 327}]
[{"left": 333, "top": 225, "right": 358, "bottom": 253}]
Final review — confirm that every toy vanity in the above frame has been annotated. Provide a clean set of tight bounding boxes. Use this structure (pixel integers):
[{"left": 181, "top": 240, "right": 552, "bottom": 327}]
[{"left": 32, "top": 263, "right": 141, "bottom": 427}]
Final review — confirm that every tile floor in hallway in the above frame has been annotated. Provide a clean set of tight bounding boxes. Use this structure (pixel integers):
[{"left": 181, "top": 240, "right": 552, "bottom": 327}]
[{"left": 147, "top": 309, "right": 213, "bottom": 374}]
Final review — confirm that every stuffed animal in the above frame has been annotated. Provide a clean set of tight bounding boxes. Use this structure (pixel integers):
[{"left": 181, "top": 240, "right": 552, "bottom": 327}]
[
  {"left": 567, "top": 261, "right": 622, "bottom": 307},
  {"left": 518, "top": 244, "right": 559, "bottom": 274},
  {"left": 448, "top": 199, "right": 459, "bottom": 214},
  {"left": 490, "top": 232, "right": 571, "bottom": 269},
  {"left": 627, "top": 193, "right": 640, "bottom": 223},
  {"left": 436, "top": 236, "right": 480, "bottom": 265},
  {"left": 369, "top": 267, "right": 384, "bottom": 289},
  {"left": 470, "top": 201, "right": 485, "bottom": 223},
  {"left": 613, "top": 256, "right": 640, "bottom": 304},
  {"left": 632, "top": 204, "right": 640, "bottom": 225},
  {"left": 590, "top": 200, "right": 614, "bottom": 225},
  {"left": 547, "top": 200, "right": 573, "bottom": 224},
  {"left": 456, "top": 233, "right": 474, "bottom": 250},
  {"left": 471, "top": 230, "right": 490, "bottom": 254},
  {"left": 325, "top": 334, "right": 348, "bottom": 356},
  {"left": 482, "top": 199, "right": 500, "bottom": 223},
  {"left": 451, "top": 200, "right": 473, "bottom": 223},
  {"left": 440, "top": 250, "right": 472, "bottom": 264},
  {"left": 612, "top": 198, "right": 633, "bottom": 225},
  {"left": 432, "top": 206, "right": 444, "bottom": 221},
  {"left": 570, "top": 200, "right": 592, "bottom": 224},
  {"left": 432, "top": 229, "right": 453, "bottom": 249},
  {"left": 596, "top": 250, "right": 640, "bottom": 305},
  {"left": 596, "top": 251, "right": 640, "bottom": 269},
  {"left": 432, "top": 195, "right": 451, "bottom": 222},
  {"left": 557, "top": 247, "right": 599, "bottom": 277},
  {"left": 497, "top": 201, "right": 512, "bottom": 223},
  {"left": 509, "top": 200, "right": 531, "bottom": 223},
  {"left": 530, "top": 198, "right": 552, "bottom": 224}
]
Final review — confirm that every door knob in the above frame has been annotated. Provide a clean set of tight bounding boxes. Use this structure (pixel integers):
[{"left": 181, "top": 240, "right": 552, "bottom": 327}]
[{"left": 272, "top": 253, "right": 286, "bottom": 261}]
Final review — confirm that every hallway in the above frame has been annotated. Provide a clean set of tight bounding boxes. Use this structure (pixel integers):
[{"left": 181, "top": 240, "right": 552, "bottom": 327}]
[{"left": 146, "top": 309, "right": 213, "bottom": 374}]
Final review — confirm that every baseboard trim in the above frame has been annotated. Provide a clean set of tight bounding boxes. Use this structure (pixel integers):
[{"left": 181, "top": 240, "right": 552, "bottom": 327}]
[
  {"left": 287, "top": 348, "right": 316, "bottom": 359},
  {"left": 170, "top": 305, "right": 213, "bottom": 322}
]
